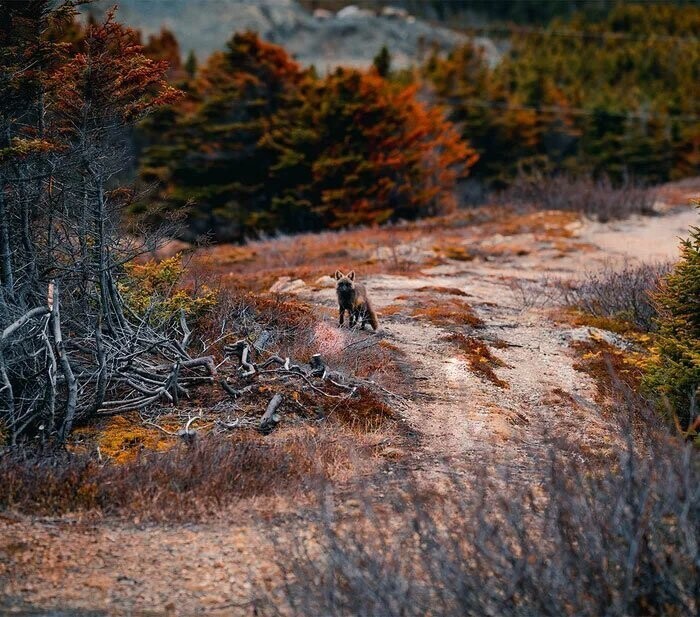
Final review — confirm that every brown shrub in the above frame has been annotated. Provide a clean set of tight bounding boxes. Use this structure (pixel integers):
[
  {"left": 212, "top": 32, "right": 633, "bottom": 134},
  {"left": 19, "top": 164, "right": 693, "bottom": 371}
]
[
  {"left": 0, "top": 432, "right": 351, "bottom": 521},
  {"left": 446, "top": 333, "right": 510, "bottom": 388},
  {"left": 497, "top": 174, "right": 657, "bottom": 222},
  {"left": 265, "top": 419, "right": 698, "bottom": 617},
  {"left": 328, "top": 387, "right": 398, "bottom": 433},
  {"left": 561, "top": 261, "right": 673, "bottom": 332}
]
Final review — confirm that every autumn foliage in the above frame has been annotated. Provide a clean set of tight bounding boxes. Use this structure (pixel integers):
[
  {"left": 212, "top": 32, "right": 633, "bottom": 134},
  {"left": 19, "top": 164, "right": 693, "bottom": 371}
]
[
  {"left": 425, "top": 2, "right": 700, "bottom": 187},
  {"left": 137, "top": 33, "right": 476, "bottom": 242}
]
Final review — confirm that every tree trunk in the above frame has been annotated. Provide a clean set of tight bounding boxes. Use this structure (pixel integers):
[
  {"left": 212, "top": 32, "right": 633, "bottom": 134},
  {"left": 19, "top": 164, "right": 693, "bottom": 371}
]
[
  {"left": 52, "top": 282, "right": 78, "bottom": 441},
  {"left": 0, "top": 175, "right": 14, "bottom": 295}
]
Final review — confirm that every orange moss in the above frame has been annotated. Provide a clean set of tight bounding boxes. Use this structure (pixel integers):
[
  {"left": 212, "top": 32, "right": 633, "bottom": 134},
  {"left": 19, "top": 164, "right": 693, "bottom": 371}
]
[
  {"left": 98, "top": 415, "right": 176, "bottom": 464},
  {"left": 439, "top": 244, "right": 475, "bottom": 261},
  {"left": 379, "top": 304, "right": 405, "bottom": 316},
  {"left": 446, "top": 333, "right": 510, "bottom": 389},
  {"left": 571, "top": 340, "right": 645, "bottom": 401},
  {"left": 411, "top": 298, "right": 484, "bottom": 328},
  {"left": 415, "top": 286, "right": 470, "bottom": 297}
]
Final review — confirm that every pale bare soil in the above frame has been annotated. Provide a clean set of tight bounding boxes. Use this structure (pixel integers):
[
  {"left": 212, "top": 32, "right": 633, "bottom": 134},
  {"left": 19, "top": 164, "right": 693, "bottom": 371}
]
[{"left": 1, "top": 205, "right": 696, "bottom": 616}]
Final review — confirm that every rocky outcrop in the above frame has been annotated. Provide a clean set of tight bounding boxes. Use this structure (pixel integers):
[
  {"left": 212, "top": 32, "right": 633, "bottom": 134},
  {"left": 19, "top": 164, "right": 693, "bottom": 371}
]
[{"left": 87, "top": 0, "right": 499, "bottom": 70}]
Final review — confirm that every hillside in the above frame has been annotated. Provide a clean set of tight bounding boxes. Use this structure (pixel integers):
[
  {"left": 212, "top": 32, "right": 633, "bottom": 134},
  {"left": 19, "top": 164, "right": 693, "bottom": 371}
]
[
  {"left": 86, "top": 0, "right": 499, "bottom": 69},
  {"left": 2, "top": 187, "right": 698, "bottom": 614}
]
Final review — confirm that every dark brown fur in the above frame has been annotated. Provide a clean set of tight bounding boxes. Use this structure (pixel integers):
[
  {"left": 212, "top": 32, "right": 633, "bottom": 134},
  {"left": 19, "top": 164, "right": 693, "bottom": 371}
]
[{"left": 334, "top": 270, "right": 379, "bottom": 330}]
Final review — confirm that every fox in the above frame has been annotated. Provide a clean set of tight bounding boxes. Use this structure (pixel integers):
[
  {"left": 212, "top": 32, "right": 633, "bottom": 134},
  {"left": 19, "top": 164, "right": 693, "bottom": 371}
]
[{"left": 334, "top": 270, "right": 379, "bottom": 331}]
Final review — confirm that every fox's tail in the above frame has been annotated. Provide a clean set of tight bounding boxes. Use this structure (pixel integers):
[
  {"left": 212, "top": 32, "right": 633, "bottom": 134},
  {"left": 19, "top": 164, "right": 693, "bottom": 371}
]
[{"left": 367, "top": 302, "right": 379, "bottom": 331}]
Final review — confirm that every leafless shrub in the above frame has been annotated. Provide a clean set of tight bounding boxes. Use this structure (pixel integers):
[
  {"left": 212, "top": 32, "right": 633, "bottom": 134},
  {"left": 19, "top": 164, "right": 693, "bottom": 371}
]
[
  {"left": 265, "top": 416, "right": 698, "bottom": 617},
  {"left": 497, "top": 174, "right": 658, "bottom": 222},
  {"left": 510, "top": 274, "right": 563, "bottom": 309},
  {"left": 563, "top": 260, "right": 673, "bottom": 331}
]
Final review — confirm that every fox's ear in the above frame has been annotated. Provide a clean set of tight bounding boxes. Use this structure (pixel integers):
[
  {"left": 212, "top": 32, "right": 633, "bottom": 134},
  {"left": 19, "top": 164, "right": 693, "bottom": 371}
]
[
  {"left": 334, "top": 270, "right": 343, "bottom": 280},
  {"left": 348, "top": 270, "right": 355, "bottom": 281}
]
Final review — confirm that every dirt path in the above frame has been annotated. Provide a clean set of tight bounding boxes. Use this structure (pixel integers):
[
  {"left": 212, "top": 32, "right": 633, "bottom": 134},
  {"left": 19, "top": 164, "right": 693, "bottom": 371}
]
[{"left": 309, "top": 207, "right": 698, "bottom": 480}]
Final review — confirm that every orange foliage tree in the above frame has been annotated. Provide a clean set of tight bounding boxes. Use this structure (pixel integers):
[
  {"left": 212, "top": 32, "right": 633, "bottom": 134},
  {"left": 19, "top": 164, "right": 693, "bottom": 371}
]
[
  {"left": 268, "top": 69, "right": 477, "bottom": 229},
  {"left": 137, "top": 33, "right": 477, "bottom": 242}
]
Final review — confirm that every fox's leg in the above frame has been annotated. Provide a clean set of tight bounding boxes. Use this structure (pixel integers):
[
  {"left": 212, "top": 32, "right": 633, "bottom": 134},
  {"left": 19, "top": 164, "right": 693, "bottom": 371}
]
[
  {"left": 349, "top": 310, "right": 357, "bottom": 328},
  {"left": 339, "top": 307, "right": 345, "bottom": 327}
]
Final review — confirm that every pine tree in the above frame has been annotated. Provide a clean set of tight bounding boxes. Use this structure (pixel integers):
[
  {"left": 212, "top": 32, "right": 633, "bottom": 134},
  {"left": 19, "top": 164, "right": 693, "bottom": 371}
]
[
  {"left": 137, "top": 33, "right": 307, "bottom": 241},
  {"left": 185, "top": 49, "right": 197, "bottom": 79},
  {"left": 138, "top": 34, "right": 477, "bottom": 241},
  {"left": 373, "top": 45, "right": 391, "bottom": 78},
  {"left": 645, "top": 204, "right": 700, "bottom": 433}
]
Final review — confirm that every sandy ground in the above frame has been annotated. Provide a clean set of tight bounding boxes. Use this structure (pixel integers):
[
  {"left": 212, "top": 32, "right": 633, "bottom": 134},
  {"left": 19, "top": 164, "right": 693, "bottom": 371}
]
[{"left": 1, "top": 205, "right": 697, "bottom": 616}]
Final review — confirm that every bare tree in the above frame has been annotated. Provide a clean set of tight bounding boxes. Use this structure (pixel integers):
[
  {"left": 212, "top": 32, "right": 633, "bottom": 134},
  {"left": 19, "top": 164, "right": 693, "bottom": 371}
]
[{"left": 0, "top": 1, "right": 210, "bottom": 444}]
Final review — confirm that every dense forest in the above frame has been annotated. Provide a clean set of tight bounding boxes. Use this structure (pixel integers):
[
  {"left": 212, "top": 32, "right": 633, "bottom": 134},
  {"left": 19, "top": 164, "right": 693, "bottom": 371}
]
[
  {"left": 133, "top": 2, "right": 700, "bottom": 241},
  {"left": 136, "top": 33, "right": 474, "bottom": 241},
  {"left": 426, "top": 2, "right": 700, "bottom": 186}
]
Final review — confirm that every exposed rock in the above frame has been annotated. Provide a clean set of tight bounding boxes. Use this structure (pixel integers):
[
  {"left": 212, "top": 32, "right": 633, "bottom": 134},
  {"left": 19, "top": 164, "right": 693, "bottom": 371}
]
[
  {"left": 269, "top": 276, "right": 306, "bottom": 294},
  {"left": 315, "top": 275, "right": 336, "bottom": 288},
  {"left": 86, "top": 0, "right": 500, "bottom": 71},
  {"left": 560, "top": 327, "right": 633, "bottom": 351}
]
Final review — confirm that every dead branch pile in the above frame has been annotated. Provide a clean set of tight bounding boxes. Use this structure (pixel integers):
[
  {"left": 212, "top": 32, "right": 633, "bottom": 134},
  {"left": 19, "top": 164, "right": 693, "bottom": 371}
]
[{"left": 218, "top": 342, "right": 361, "bottom": 433}]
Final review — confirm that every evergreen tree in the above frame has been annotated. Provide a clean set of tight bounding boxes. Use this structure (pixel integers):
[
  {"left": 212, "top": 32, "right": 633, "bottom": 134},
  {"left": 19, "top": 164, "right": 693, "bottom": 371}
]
[
  {"left": 185, "top": 49, "right": 197, "bottom": 79},
  {"left": 372, "top": 45, "right": 391, "bottom": 78},
  {"left": 138, "top": 34, "right": 476, "bottom": 241},
  {"left": 425, "top": 2, "right": 700, "bottom": 186},
  {"left": 137, "top": 33, "right": 308, "bottom": 241},
  {"left": 646, "top": 205, "right": 700, "bottom": 433}
]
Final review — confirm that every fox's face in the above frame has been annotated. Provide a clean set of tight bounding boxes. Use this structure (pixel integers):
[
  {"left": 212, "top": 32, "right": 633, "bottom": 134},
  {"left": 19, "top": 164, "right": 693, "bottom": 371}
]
[{"left": 334, "top": 270, "right": 356, "bottom": 294}]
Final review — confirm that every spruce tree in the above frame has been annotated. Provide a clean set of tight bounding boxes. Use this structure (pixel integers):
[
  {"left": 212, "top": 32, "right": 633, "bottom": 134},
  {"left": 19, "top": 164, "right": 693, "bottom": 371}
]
[
  {"left": 185, "top": 49, "right": 197, "bottom": 79},
  {"left": 372, "top": 45, "right": 391, "bottom": 78},
  {"left": 646, "top": 204, "right": 700, "bottom": 432}
]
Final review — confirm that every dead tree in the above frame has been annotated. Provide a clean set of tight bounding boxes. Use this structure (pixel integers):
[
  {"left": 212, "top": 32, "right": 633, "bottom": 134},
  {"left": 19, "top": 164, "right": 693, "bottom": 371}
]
[{"left": 0, "top": 3, "right": 201, "bottom": 444}]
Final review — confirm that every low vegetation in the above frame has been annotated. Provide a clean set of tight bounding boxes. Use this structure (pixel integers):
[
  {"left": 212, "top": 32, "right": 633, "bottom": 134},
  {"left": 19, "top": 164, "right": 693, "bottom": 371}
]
[
  {"left": 497, "top": 174, "right": 658, "bottom": 222},
  {"left": 445, "top": 333, "right": 510, "bottom": 388},
  {"left": 267, "top": 409, "right": 697, "bottom": 617},
  {"left": 0, "top": 431, "right": 353, "bottom": 521},
  {"left": 563, "top": 260, "right": 673, "bottom": 332}
]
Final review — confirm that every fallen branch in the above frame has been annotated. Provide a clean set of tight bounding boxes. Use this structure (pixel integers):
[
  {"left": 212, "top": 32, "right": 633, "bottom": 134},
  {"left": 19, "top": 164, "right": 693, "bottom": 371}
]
[{"left": 259, "top": 393, "right": 283, "bottom": 432}]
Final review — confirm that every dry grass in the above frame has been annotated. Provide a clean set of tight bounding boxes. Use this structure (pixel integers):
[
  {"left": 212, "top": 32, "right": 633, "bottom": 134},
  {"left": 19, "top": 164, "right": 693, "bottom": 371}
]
[
  {"left": 485, "top": 209, "right": 581, "bottom": 239},
  {"left": 445, "top": 333, "right": 510, "bottom": 388},
  {"left": 0, "top": 430, "right": 367, "bottom": 521},
  {"left": 329, "top": 387, "right": 399, "bottom": 433},
  {"left": 265, "top": 417, "right": 697, "bottom": 617},
  {"left": 410, "top": 297, "right": 484, "bottom": 328},
  {"left": 497, "top": 174, "right": 657, "bottom": 222}
]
